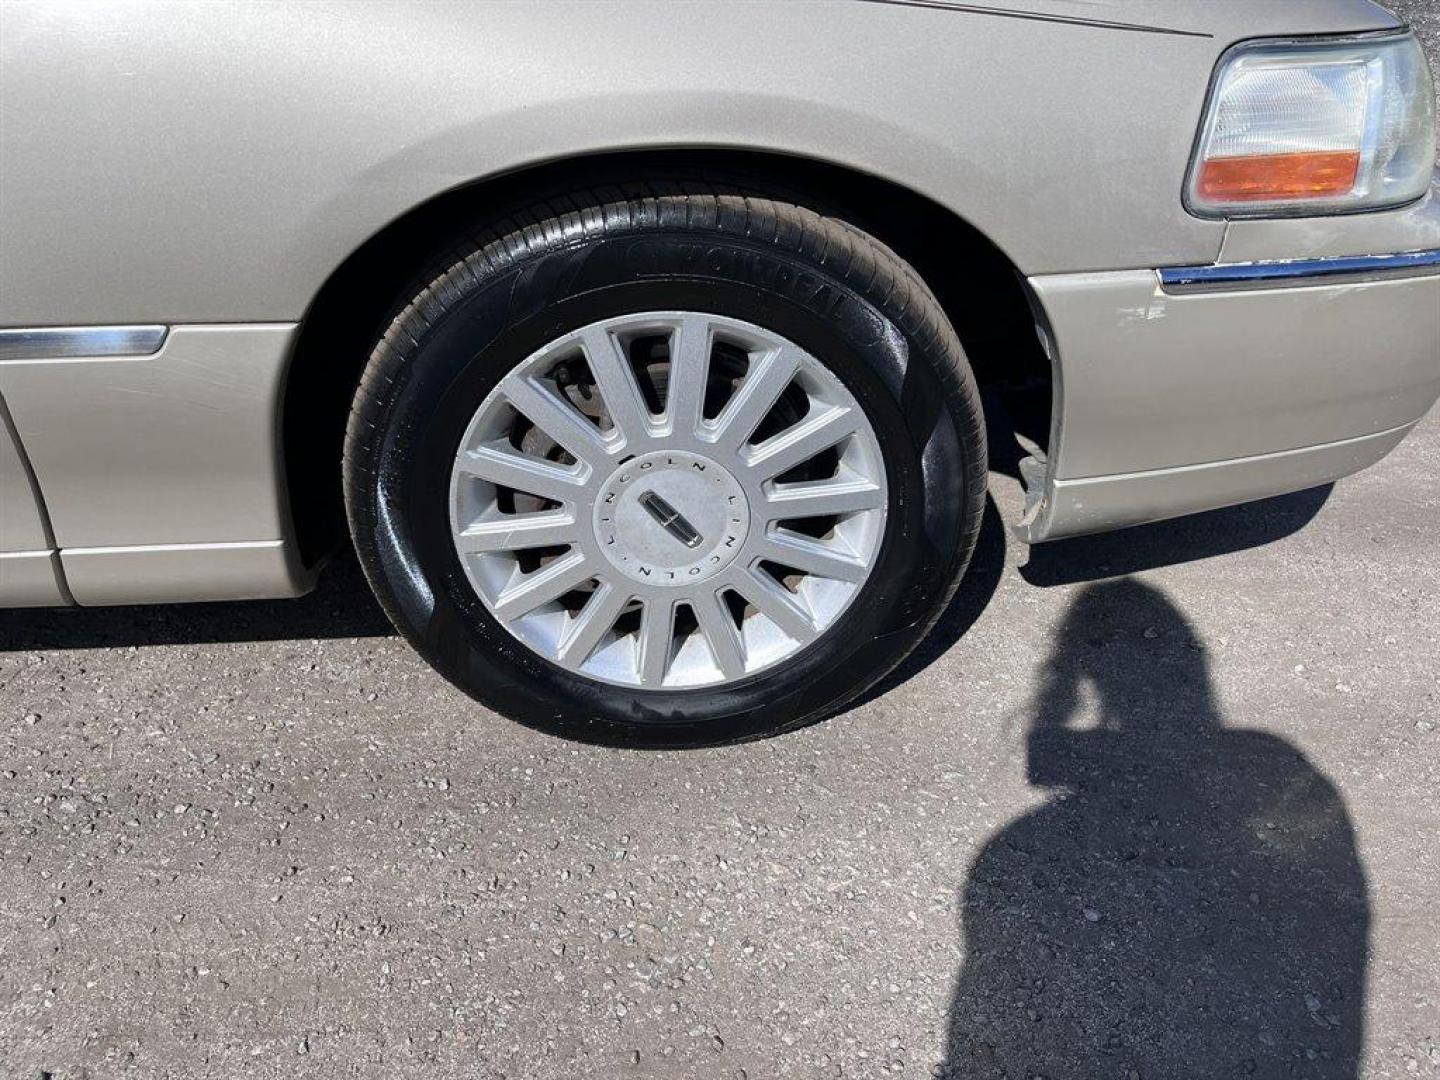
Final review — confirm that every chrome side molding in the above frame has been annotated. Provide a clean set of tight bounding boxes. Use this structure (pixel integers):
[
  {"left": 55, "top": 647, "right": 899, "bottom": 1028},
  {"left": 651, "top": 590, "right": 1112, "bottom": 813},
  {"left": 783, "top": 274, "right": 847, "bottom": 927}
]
[
  {"left": 1158, "top": 249, "right": 1440, "bottom": 294},
  {"left": 0, "top": 325, "right": 168, "bottom": 362}
]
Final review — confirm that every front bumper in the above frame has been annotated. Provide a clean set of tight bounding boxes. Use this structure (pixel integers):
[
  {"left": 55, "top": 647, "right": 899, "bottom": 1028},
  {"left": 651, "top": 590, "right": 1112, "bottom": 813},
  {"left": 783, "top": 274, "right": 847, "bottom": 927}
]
[{"left": 1018, "top": 245, "right": 1440, "bottom": 543}]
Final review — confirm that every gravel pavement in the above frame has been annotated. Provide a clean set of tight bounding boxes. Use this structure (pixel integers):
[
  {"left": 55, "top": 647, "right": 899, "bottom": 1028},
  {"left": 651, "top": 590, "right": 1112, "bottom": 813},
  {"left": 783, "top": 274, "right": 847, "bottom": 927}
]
[{"left": 3, "top": 5, "right": 1438, "bottom": 1078}]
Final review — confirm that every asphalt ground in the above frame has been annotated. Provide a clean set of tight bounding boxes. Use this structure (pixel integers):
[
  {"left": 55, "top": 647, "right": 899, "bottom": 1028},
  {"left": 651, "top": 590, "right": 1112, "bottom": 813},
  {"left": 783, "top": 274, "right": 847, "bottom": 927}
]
[{"left": 2, "top": 3, "right": 1437, "bottom": 1077}]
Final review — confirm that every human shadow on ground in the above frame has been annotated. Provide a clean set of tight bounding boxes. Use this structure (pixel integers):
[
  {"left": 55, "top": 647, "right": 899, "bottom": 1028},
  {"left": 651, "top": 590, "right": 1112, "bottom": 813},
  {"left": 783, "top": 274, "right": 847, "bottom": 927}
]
[
  {"left": 864, "top": 479, "right": 1332, "bottom": 701},
  {"left": 939, "top": 579, "right": 1370, "bottom": 1079},
  {"left": 868, "top": 386, "right": 1333, "bottom": 697}
]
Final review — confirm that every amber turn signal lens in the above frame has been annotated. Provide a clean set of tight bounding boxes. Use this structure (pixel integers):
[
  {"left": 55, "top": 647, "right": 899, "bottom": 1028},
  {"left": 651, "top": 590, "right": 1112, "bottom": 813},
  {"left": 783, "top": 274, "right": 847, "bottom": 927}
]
[
  {"left": 1197, "top": 151, "right": 1361, "bottom": 202},
  {"left": 1186, "top": 35, "right": 1434, "bottom": 215}
]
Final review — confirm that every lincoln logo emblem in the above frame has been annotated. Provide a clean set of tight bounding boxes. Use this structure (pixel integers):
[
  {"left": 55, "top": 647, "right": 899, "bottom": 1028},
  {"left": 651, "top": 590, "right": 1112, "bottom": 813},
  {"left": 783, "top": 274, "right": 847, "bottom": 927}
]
[{"left": 638, "top": 491, "right": 704, "bottom": 549}]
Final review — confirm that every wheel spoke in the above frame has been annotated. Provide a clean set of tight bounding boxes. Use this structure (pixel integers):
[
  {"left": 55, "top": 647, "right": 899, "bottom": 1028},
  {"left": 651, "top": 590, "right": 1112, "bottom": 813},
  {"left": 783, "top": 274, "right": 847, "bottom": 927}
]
[
  {"left": 456, "top": 511, "right": 579, "bottom": 553},
  {"left": 692, "top": 592, "right": 746, "bottom": 679},
  {"left": 734, "top": 568, "right": 818, "bottom": 643},
  {"left": 637, "top": 598, "right": 675, "bottom": 687},
  {"left": 457, "top": 445, "right": 590, "bottom": 503},
  {"left": 708, "top": 345, "right": 801, "bottom": 452},
  {"left": 500, "top": 373, "right": 613, "bottom": 470},
  {"left": 579, "top": 325, "right": 652, "bottom": 449},
  {"left": 556, "top": 581, "right": 631, "bottom": 666},
  {"left": 491, "top": 550, "right": 594, "bottom": 620},
  {"left": 763, "top": 476, "right": 885, "bottom": 521},
  {"left": 757, "top": 532, "right": 869, "bottom": 583},
  {"left": 745, "top": 405, "right": 858, "bottom": 481},
  {"left": 664, "top": 314, "right": 711, "bottom": 440}
]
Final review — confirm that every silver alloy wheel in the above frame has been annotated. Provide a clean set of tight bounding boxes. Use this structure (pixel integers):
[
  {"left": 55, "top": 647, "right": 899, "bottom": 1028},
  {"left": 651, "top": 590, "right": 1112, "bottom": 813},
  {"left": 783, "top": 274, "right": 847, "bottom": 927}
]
[{"left": 448, "top": 311, "right": 887, "bottom": 689}]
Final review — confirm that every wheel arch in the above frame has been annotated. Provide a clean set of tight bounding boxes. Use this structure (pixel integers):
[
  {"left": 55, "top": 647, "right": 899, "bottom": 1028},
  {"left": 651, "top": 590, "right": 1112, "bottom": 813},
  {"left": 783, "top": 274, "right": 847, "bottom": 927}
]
[{"left": 282, "top": 147, "right": 1051, "bottom": 567}]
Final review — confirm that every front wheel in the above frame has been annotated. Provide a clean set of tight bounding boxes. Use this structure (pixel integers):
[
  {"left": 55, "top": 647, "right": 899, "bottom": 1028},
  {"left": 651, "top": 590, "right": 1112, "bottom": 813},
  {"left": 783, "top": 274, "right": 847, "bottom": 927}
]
[{"left": 344, "top": 187, "right": 986, "bottom": 745}]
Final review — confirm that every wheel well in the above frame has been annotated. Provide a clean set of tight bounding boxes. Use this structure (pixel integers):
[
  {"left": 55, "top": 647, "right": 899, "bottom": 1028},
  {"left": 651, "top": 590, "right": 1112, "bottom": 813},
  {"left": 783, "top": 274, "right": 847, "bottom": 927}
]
[{"left": 282, "top": 149, "right": 1051, "bottom": 566}]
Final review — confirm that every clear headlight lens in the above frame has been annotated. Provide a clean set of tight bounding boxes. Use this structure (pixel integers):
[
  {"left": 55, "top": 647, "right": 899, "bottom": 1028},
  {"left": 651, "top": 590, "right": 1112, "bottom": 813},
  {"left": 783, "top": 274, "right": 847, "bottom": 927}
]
[{"left": 1187, "top": 33, "right": 1435, "bottom": 216}]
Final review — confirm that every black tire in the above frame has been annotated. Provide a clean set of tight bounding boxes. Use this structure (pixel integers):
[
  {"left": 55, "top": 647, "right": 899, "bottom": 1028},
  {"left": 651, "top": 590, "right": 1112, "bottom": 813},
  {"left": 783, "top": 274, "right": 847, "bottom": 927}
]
[{"left": 344, "top": 185, "right": 986, "bottom": 746}]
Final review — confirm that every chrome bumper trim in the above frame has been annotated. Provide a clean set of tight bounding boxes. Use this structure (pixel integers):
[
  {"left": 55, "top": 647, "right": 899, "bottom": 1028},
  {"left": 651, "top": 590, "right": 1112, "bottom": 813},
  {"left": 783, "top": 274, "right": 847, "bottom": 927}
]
[
  {"left": 0, "top": 325, "right": 168, "bottom": 362},
  {"left": 1158, "top": 249, "right": 1440, "bottom": 294}
]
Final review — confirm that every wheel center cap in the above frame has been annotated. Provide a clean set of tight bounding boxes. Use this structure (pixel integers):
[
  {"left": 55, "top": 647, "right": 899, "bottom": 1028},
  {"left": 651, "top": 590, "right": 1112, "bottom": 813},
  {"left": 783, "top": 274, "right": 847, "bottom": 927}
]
[{"left": 593, "top": 450, "right": 750, "bottom": 586}]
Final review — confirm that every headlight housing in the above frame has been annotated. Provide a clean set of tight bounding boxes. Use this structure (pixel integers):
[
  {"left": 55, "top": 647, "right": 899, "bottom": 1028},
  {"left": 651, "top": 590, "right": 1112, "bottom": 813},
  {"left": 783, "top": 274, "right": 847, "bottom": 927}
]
[{"left": 1186, "top": 32, "right": 1435, "bottom": 217}]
